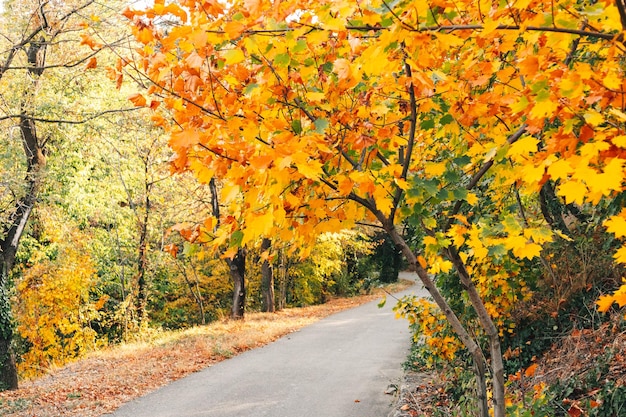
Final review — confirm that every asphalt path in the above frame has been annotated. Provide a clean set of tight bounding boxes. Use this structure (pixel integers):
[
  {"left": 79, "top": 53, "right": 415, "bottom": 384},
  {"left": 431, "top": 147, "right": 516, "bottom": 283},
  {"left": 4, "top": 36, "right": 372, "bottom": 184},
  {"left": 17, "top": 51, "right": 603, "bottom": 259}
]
[{"left": 105, "top": 273, "right": 424, "bottom": 417}]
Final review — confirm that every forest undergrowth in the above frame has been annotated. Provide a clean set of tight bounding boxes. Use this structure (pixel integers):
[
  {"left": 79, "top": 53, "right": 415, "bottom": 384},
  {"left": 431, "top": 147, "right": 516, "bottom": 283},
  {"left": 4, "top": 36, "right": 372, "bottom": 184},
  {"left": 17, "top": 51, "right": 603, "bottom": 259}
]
[
  {"left": 397, "top": 314, "right": 626, "bottom": 417},
  {"left": 0, "top": 280, "right": 411, "bottom": 417}
]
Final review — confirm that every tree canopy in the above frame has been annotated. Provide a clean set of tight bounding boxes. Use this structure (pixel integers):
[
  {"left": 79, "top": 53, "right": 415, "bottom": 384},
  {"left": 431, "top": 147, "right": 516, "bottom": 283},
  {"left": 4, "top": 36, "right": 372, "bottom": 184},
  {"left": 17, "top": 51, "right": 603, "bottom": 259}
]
[{"left": 121, "top": 1, "right": 626, "bottom": 415}]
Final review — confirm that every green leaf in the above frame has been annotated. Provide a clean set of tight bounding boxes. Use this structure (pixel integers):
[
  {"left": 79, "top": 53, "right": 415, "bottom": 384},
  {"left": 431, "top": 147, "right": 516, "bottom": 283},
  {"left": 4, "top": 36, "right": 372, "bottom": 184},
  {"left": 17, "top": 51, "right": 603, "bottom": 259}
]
[
  {"left": 420, "top": 118, "right": 435, "bottom": 129},
  {"left": 444, "top": 170, "right": 460, "bottom": 183},
  {"left": 292, "top": 39, "right": 307, "bottom": 53},
  {"left": 274, "top": 53, "right": 291, "bottom": 67},
  {"left": 244, "top": 83, "right": 259, "bottom": 95},
  {"left": 230, "top": 230, "right": 244, "bottom": 247},
  {"left": 440, "top": 113, "right": 454, "bottom": 125},
  {"left": 452, "top": 188, "right": 468, "bottom": 200},
  {"left": 377, "top": 296, "right": 387, "bottom": 308},
  {"left": 292, "top": 119, "right": 302, "bottom": 134},
  {"left": 437, "top": 188, "right": 451, "bottom": 200},
  {"left": 417, "top": 178, "right": 440, "bottom": 196},
  {"left": 453, "top": 155, "right": 471, "bottom": 166},
  {"left": 314, "top": 118, "right": 329, "bottom": 134},
  {"left": 488, "top": 244, "right": 507, "bottom": 257}
]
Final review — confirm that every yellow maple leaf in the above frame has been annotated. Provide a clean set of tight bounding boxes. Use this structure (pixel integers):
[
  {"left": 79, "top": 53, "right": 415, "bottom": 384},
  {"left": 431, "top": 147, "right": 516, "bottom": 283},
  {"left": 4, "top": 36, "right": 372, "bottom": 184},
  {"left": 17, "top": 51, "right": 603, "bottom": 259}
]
[
  {"left": 513, "top": 242, "right": 542, "bottom": 260},
  {"left": 242, "top": 210, "right": 274, "bottom": 245},
  {"left": 507, "top": 136, "right": 538, "bottom": 159},
  {"left": 584, "top": 110, "right": 604, "bottom": 126},
  {"left": 465, "top": 192, "right": 478, "bottom": 205},
  {"left": 502, "top": 215, "right": 522, "bottom": 235},
  {"left": 597, "top": 294, "right": 615, "bottom": 313},
  {"left": 292, "top": 151, "right": 323, "bottom": 179},
  {"left": 222, "top": 49, "right": 245, "bottom": 65},
  {"left": 596, "top": 157, "right": 625, "bottom": 195},
  {"left": 426, "top": 255, "right": 453, "bottom": 274},
  {"left": 609, "top": 214, "right": 626, "bottom": 238},
  {"left": 424, "top": 161, "right": 447, "bottom": 176},
  {"left": 613, "top": 245, "right": 626, "bottom": 264},
  {"left": 481, "top": 18, "right": 500, "bottom": 36},
  {"left": 447, "top": 224, "right": 467, "bottom": 247},
  {"left": 373, "top": 186, "right": 393, "bottom": 215},
  {"left": 524, "top": 227, "right": 553, "bottom": 244},
  {"left": 612, "top": 135, "right": 626, "bottom": 148},
  {"left": 306, "top": 91, "right": 326, "bottom": 102},
  {"left": 556, "top": 181, "right": 588, "bottom": 205},
  {"left": 468, "top": 226, "right": 488, "bottom": 261},
  {"left": 530, "top": 99, "right": 558, "bottom": 119},
  {"left": 547, "top": 159, "right": 573, "bottom": 180},
  {"left": 614, "top": 285, "right": 626, "bottom": 307}
]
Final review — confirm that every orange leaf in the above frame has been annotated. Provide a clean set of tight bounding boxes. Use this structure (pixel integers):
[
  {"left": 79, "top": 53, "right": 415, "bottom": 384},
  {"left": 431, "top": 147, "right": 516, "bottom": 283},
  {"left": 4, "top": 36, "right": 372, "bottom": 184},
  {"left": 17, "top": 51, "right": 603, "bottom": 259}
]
[
  {"left": 85, "top": 57, "right": 97, "bottom": 69},
  {"left": 224, "top": 21, "right": 246, "bottom": 39},
  {"left": 164, "top": 244, "right": 179, "bottom": 257},
  {"left": 121, "top": 7, "right": 135, "bottom": 20},
  {"left": 524, "top": 363, "right": 538, "bottom": 378},
  {"left": 567, "top": 404, "right": 583, "bottom": 417},
  {"left": 80, "top": 33, "right": 98, "bottom": 50},
  {"left": 137, "top": 27, "right": 154, "bottom": 44},
  {"left": 128, "top": 93, "right": 147, "bottom": 107},
  {"left": 170, "top": 130, "right": 201, "bottom": 149}
]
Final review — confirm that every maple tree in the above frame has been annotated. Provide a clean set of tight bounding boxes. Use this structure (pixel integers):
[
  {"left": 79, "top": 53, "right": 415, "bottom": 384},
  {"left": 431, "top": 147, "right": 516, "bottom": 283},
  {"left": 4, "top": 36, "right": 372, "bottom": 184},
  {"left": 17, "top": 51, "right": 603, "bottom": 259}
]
[{"left": 123, "top": 0, "right": 626, "bottom": 415}]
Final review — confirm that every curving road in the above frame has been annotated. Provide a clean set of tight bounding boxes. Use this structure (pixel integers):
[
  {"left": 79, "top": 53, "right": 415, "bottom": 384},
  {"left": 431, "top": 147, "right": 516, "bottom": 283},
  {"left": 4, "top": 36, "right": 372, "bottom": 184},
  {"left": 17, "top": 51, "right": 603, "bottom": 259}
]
[{"left": 105, "top": 273, "right": 422, "bottom": 417}]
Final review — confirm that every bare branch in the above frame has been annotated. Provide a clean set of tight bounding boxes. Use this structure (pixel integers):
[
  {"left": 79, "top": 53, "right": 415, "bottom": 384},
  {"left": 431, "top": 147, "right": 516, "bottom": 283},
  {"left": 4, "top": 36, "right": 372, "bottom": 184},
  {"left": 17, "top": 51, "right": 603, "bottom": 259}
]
[{"left": 0, "top": 107, "right": 142, "bottom": 124}]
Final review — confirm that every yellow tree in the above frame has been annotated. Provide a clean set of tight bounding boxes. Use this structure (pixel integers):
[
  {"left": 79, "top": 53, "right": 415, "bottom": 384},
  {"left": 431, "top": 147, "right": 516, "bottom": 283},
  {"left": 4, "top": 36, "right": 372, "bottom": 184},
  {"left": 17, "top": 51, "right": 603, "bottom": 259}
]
[
  {"left": 0, "top": 0, "right": 137, "bottom": 389},
  {"left": 123, "top": 1, "right": 626, "bottom": 415}
]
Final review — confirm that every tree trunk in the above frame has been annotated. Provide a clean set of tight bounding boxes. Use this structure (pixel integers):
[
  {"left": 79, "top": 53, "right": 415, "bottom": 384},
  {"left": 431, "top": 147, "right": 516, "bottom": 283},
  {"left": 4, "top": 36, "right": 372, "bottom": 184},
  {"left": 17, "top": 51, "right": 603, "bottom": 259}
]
[
  {"left": 0, "top": 35, "right": 49, "bottom": 390},
  {"left": 277, "top": 248, "right": 287, "bottom": 311},
  {"left": 260, "top": 238, "right": 275, "bottom": 313},
  {"left": 135, "top": 173, "right": 150, "bottom": 323},
  {"left": 228, "top": 248, "right": 246, "bottom": 320},
  {"left": 0, "top": 264, "right": 18, "bottom": 391},
  {"left": 385, "top": 225, "right": 490, "bottom": 417},
  {"left": 446, "top": 247, "right": 505, "bottom": 417}
]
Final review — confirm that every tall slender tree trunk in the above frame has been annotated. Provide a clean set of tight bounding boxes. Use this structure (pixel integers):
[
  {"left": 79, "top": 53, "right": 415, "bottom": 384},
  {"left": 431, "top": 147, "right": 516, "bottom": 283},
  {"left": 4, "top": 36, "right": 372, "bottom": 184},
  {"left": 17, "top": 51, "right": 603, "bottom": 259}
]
[
  {"left": 446, "top": 247, "right": 505, "bottom": 417},
  {"left": 0, "top": 263, "right": 18, "bottom": 390},
  {"left": 228, "top": 248, "right": 246, "bottom": 320},
  {"left": 208, "top": 178, "right": 246, "bottom": 319},
  {"left": 0, "top": 35, "right": 48, "bottom": 390},
  {"left": 260, "top": 238, "right": 275, "bottom": 313},
  {"left": 385, "top": 225, "right": 490, "bottom": 417},
  {"left": 135, "top": 172, "right": 151, "bottom": 323},
  {"left": 277, "top": 249, "right": 287, "bottom": 311}
]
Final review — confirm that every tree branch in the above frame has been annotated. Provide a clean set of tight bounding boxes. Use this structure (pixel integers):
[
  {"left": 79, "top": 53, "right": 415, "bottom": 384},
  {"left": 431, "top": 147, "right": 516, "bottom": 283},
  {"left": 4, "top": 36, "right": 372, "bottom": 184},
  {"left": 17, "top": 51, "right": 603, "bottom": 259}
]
[
  {"left": 0, "top": 107, "right": 142, "bottom": 124},
  {"left": 443, "top": 123, "right": 527, "bottom": 232},
  {"left": 389, "top": 57, "right": 417, "bottom": 221},
  {"left": 345, "top": 23, "right": 619, "bottom": 42}
]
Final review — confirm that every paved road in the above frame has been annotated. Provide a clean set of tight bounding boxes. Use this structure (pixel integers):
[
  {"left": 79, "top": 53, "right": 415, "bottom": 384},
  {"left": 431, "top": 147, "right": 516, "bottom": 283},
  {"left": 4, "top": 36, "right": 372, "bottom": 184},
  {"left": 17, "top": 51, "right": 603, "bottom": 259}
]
[{"left": 106, "top": 274, "right": 422, "bottom": 417}]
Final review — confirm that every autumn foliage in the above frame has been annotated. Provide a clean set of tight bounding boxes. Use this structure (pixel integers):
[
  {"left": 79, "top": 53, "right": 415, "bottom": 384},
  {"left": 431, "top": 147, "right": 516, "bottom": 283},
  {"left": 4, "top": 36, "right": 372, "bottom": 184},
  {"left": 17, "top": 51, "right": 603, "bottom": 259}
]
[
  {"left": 14, "top": 212, "right": 101, "bottom": 378},
  {"left": 120, "top": 0, "right": 626, "bottom": 415}
]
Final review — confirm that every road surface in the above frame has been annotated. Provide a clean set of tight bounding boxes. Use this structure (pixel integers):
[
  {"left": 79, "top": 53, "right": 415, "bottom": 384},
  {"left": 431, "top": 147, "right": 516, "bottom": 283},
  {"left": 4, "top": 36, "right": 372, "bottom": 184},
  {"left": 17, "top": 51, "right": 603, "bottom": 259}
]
[{"left": 106, "top": 273, "right": 423, "bottom": 417}]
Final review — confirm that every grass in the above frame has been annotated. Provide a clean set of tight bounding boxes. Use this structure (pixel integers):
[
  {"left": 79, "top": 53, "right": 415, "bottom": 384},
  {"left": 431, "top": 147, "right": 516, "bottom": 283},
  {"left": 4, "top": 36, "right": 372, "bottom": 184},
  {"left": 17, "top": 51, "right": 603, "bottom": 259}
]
[{"left": 0, "top": 280, "right": 412, "bottom": 417}]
